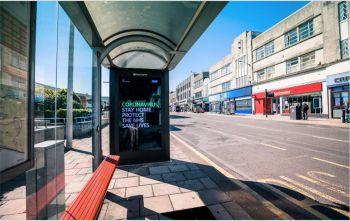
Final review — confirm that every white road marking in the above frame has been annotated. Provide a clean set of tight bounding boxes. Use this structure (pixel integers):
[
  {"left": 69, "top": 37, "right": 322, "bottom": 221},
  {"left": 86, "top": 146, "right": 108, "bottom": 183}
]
[
  {"left": 261, "top": 143, "right": 286, "bottom": 151},
  {"left": 312, "top": 135, "right": 349, "bottom": 143},
  {"left": 280, "top": 176, "right": 346, "bottom": 205},
  {"left": 237, "top": 123, "right": 281, "bottom": 132},
  {"left": 312, "top": 157, "right": 350, "bottom": 169},
  {"left": 258, "top": 178, "right": 329, "bottom": 219},
  {"left": 296, "top": 173, "right": 350, "bottom": 197}
]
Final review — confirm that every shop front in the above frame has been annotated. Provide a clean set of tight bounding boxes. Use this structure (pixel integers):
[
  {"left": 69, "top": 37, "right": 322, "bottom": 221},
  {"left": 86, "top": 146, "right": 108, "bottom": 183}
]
[
  {"left": 194, "top": 97, "right": 209, "bottom": 113},
  {"left": 326, "top": 72, "right": 350, "bottom": 118},
  {"left": 208, "top": 86, "right": 252, "bottom": 114},
  {"left": 253, "top": 82, "right": 323, "bottom": 116}
]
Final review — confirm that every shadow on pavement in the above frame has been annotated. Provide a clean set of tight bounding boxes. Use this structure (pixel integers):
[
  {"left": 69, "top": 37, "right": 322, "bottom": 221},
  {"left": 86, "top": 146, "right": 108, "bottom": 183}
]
[
  {"left": 107, "top": 158, "right": 349, "bottom": 220},
  {"left": 170, "top": 115, "right": 191, "bottom": 119}
]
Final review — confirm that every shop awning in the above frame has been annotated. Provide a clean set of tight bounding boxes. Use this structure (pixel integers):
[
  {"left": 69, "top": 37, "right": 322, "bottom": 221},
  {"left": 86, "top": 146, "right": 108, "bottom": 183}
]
[{"left": 60, "top": 1, "right": 226, "bottom": 70}]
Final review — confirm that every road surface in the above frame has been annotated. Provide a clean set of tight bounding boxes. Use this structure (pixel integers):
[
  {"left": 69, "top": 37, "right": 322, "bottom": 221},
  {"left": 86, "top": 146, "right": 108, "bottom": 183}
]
[{"left": 170, "top": 112, "right": 350, "bottom": 219}]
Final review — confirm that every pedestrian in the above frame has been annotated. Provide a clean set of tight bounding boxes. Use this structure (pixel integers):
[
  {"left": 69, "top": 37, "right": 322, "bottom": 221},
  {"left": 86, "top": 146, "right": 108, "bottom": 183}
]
[{"left": 302, "top": 102, "right": 309, "bottom": 120}]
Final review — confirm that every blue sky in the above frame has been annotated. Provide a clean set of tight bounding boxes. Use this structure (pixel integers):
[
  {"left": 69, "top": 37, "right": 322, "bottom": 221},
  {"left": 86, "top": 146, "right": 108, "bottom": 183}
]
[
  {"left": 35, "top": 1, "right": 308, "bottom": 96},
  {"left": 169, "top": 1, "right": 308, "bottom": 91}
]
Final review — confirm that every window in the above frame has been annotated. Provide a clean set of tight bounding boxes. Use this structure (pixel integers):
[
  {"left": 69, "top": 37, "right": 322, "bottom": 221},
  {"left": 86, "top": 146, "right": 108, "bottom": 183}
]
[
  {"left": 266, "top": 66, "right": 275, "bottom": 79},
  {"left": 195, "top": 91, "right": 202, "bottom": 98},
  {"left": 194, "top": 80, "right": 202, "bottom": 89},
  {"left": 285, "top": 19, "right": 314, "bottom": 47},
  {"left": 257, "top": 69, "right": 266, "bottom": 82},
  {"left": 210, "top": 70, "right": 220, "bottom": 81},
  {"left": 299, "top": 20, "right": 314, "bottom": 40},
  {"left": 222, "top": 81, "right": 231, "bottom": 91},
  {"left": 265, "top": 42, "right": 274, "bottom": 56},
  {"left": 221, "top": 64, "right": 231, "bottom": 76},
  {"left": 285, "top": 28, "right": 298, "bottom": 47},
  {"left": 256, "top": 47, "right": 265, "bottom": 60},
  {"left": 256, "top": 41, "right": 274, "bottom": 60},
  {"left": 286, "top": 57, "right": 299, "bottom": 73},
  {"left": 301, "top": 52, "right": 316, "bottom": 70},
  {"left": 340, "top": 39, "right": 349, "bottom": 59},
  {"left": 339, "top": 2, "right": 348, "bottom": 22}
]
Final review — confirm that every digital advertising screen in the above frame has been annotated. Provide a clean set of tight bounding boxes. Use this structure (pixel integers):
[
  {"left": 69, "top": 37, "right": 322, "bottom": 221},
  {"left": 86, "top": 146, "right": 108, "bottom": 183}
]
[{"left": 119, "top": 75, "right": 162, "bottom": 152}]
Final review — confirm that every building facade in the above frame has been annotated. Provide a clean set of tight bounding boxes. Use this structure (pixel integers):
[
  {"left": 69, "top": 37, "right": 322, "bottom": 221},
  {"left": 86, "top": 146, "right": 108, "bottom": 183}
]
[
  {"left": 252, "top": 1, "right": 350, "bottom": 118},
  {"left": 208, "top": 31, "right": 259, "bottom": 114},
  {"left": 193, "top": 72, "right": 209, "bottom": 112},
  {"left": 175, "top": 73, "right": 197, "bottom": 112},
  {"left": 169, "top": 91, "right": 176, "bottom": 112}
]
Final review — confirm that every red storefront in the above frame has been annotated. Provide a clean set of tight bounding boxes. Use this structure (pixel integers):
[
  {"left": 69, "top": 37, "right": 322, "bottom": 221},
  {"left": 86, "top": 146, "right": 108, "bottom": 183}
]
[{"left": 253, "top": 82, "right": 323, "bottom": 115}]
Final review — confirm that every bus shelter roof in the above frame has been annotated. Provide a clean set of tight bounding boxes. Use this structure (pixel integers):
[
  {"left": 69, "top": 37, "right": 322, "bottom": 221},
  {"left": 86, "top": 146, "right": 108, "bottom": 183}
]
[{"left": 60, "top": 1, "right": 226, "bottom": 70}]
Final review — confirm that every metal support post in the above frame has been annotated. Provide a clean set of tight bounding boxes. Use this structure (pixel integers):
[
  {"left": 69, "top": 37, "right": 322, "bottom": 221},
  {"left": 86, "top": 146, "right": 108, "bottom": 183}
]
[
  {"left": 92, "top": 49, "right": 102, "bottom": 171},
  {"left": 66, "top": 22, "right": 74, "bottom": 149}
]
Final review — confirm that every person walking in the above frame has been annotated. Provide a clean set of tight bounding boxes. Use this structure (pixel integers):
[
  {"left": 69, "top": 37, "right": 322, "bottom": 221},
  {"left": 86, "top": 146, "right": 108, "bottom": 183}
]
[{"left": 302, "top": 102, "right": 309, "bottom": 120}]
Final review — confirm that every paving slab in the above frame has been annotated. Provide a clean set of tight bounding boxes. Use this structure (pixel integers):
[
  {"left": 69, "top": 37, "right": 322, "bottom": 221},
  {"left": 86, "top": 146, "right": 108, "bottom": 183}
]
[
  {"left": 152, "top": 183, "right": 180, "bottom": 196},
  {"left": 125, "top": 185, "right": 153, "bottom": 199},
  {"left": 208, "top": 204, "right": 233, "bottom": 220},
  {"left": 128, "top": 167, "right": 150, "bottom": 177},
  {"left": 140, "top": 195, "right": 174, "bottom": 216},
  {"left": 113, "top": 169, "right": 128, "bottom": 178},
  {"left": 197, "top": 188, "right": 231, "bottom": 205},
  {"left": 177, "top": 179, "right": 205, "bottom": 193},
  {"left": 149, "top": 166, "right": 170, "bottom": 175},
  {"left": 114, "top": 177, "right": 139, "bottom": 188},
  {"left": 183, "top": 170, "right": 207, "bottom": 179},
  {"left": 162, "top": 172, "right": 186, "bottom": 182},
  {"left": 0, "top": 199, "right": 26, "bottom": 216},
  {"left": 104, "top": 198, "right": 140, "bottom": 220},
  {"left": 168, "top": 164, "right": 190, "bottom": 172},
  {"left": 169, "top": 192, "right": 205, "bottom": 210},
  {"left": 139, "top": 175, "right": 163, "bottom": 185},
  {"left": 200, "top": 177, "right": 218, "bottom": 189},
  {"left": 105, "top": 188, "right": 126, "bottom": 202}
]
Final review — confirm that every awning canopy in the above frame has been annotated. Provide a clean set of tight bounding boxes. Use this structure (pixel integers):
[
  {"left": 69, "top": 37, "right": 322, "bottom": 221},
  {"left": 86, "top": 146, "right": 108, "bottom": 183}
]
[{"left": 60, "top": 1, "right": 226, "bottom": 70}]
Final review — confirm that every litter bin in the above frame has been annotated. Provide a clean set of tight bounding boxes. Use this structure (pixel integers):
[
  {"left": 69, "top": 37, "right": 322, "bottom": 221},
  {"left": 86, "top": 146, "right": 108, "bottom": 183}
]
[{"left": 290, "top": 105, "right": 302, "bottom": 120}]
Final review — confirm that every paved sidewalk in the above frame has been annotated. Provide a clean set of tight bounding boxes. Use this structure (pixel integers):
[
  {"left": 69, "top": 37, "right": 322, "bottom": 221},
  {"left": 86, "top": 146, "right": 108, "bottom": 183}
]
[{"left": 202, "top": 112, "right": 350, "bottom": 128}]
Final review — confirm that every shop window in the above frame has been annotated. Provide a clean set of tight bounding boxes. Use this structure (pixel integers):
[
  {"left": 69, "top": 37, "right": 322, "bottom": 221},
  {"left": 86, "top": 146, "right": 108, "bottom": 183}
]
[
  {"left": 340, "top": 39, "right": 349, "bottom": 59},
  {"left": 339, "top": 2, "right": 348, "bottom": 22},
  {"left": 286, "top": 57, "right": 299, "bottom": 73},
  {"left": 301, "top": 52, "right": 316, "bottom": 70}
]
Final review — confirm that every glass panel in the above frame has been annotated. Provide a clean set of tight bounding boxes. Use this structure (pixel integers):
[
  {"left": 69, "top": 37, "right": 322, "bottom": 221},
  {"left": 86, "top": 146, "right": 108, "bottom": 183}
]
[
  {"left": 285, "top": 28, "right": 298, "bottom": 47},
  {"left": 299, "top": 20, "right": 313, "bottom": 40},
  {"left": 340, "top": 39, "right": 349, "bottom": 59},
  {"left": 286, "top": 57, "right": 299, "bottom": 73},
  {"left": 101, "top": 66, "right": 110, "bottom": 155},
  {"left": 256, "top": 47, "right": 265, "bottom": 60},
  {"left": 265, "top": 41, "right": 274, "bottom": 56},
  {"left": 301, "top": 51, "right": 315, "bottom": 70},
  {"left": 339, "top": 2, "right": 348, "bottom": 22},
  {"left": 0, "top": 2, "right": 30, "bottom": 172}
]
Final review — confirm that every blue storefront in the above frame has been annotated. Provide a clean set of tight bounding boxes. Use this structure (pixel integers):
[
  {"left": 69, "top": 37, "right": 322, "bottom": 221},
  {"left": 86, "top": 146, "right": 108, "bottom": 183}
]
[{"left": 209, "top": 86, "right": 252, "bottom": 114}]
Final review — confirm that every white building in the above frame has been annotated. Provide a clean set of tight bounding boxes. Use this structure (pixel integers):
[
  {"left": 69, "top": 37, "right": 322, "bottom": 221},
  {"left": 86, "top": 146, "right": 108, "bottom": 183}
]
[
  {"left": 251, "top": 1, "right": 350, "bottom": 118},
  {"left": 175, "top": 73, "right": 197, "bottom": 111}
]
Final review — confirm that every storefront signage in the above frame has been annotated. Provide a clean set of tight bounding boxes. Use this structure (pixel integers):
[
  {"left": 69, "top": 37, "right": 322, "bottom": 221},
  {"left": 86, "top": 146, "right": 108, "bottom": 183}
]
[
  {"left": 326, "top": 72, "right": 350, "bottom": 87},
  {"left": 253, "top": 83, "right": 322, "bottom": 99}
]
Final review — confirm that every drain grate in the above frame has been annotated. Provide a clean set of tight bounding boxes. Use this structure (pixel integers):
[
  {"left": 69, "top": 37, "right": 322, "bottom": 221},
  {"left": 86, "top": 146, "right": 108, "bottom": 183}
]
[{"left": 161, "top": 206, "right": 216, "bottom": 220}]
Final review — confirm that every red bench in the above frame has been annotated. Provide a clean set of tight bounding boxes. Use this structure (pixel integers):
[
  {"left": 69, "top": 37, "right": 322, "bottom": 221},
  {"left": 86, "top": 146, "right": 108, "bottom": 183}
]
[{"left": 60, "top": 155, "right": 120, "bottom": 220}]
